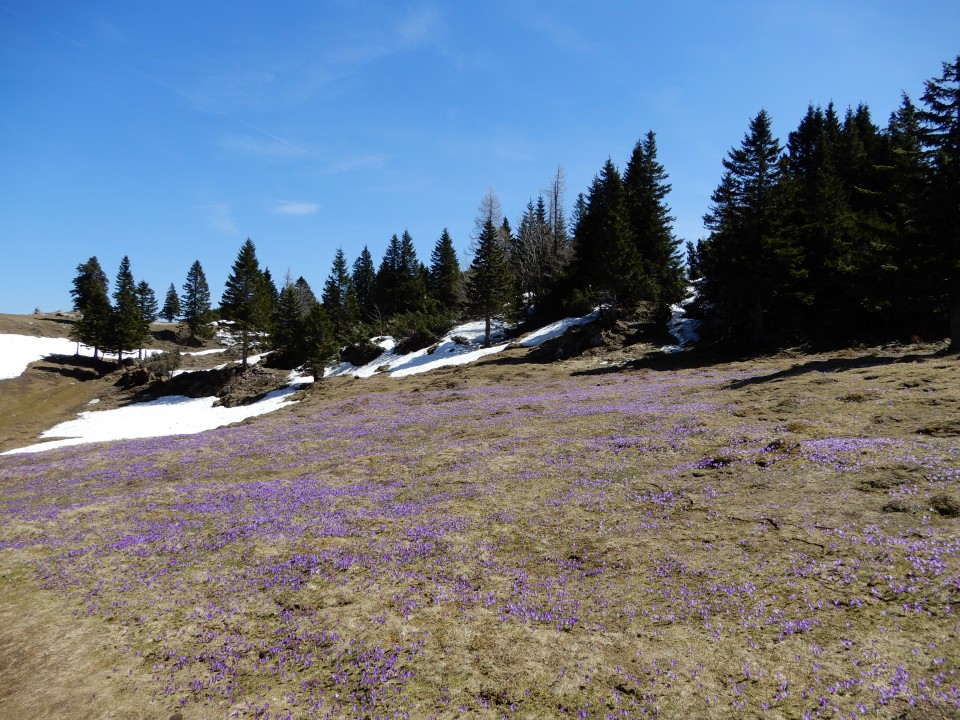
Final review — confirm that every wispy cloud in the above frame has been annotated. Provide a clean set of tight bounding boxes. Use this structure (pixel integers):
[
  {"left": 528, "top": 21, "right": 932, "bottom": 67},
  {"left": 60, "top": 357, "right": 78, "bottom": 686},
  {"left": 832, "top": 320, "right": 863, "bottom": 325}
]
[
  {"left": 273, "top": 200, "right": 320, "bottom": 216},
  {"left": 396, "top": 5, "right": 445, "bottom": 47},
  {"left": 198, "top": 202, "right": 240, "bottom": 235},
  {"left": 325, "top": 153, "right": 386, "bottom": 174},
  {"left": 327, "top": 4, "right": 448, "bottom": 67},
  {"left": 509, "top": 4, "right": 596, "bottom": 56},
  {"left": 218, "top": 133, "right": 309, "bottom": 158}
]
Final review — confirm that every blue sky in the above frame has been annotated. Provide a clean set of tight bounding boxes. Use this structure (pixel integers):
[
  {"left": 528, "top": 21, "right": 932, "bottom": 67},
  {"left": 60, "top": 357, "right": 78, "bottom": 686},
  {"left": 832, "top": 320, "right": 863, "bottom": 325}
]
[{"left": 1, "top": 1, "right": 957, "bottom": 314}]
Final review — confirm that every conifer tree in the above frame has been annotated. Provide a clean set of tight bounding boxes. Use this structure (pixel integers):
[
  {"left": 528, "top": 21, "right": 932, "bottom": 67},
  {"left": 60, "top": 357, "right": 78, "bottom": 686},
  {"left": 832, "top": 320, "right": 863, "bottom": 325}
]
[
  {"left": 374, "top": 232, "right": 427, "bottom": 317},
  {"left": 919, "top": 54, "right": 960, "bottom": 348},
  {"left": 623, "top": 131, "right": 684, "bottom": 306},
  {"left": 69, "top": 257, "right": 110, "bottom": 358},
  {"left": 221, "top": 238, "right": 271, "bottom": 368},
  {"left": 272, "top": 282, "right": 304, "bottom": 363},
  {"left": 135, "top": 280, "right": 158, "bottom": 358},
  {"left": 304, "top": 302, "right": 338, "bottom": 380},
  {"left": 572, "top": 158, "right": 637, "bottom": 316},
  {"left": 780, "top": 104, "right": 848, "bottom": 331},
  {"left": 513, "top": 197, "right": 552, "bottom": 312},
  {"left": 685, "top": 240, "right": 705, "bottom": 280},
  {"left": 373, "top": 234, "right": 404, "bottom": 317},
  {"left": 261, "top": 268, "right": 279, "bottom": 333},
  {"left": 467, "top": 217, "right": 512, "bottom": 346},
  {"left": 352, "top": 246, "right": 377, "bottom": 322},
  {"left": 322, "top": 248, "right": 360, "bottom": 342},
  {"left": 399, "top": 229, "right": 429, "bottom": 312},
  {"left": 881, "top": 95, "right": 933, "bottom": 334},
  {"left": 109, "top": 256, "right": 145, "bottom": 364},
  {"left": 702, "top": 110, "right": 792, "bottom": 342},
  {"left": 271, "top": 274, "right": 319, "bottom": 367},
  {"left": 180, "top": 260, "right": 213, "bottom": 342},
  {"left": 70, "top": 257, "right": 108, "bottom": 315},
  {"left": 428, "top": 228, "right": 462, "bottom": 310},
  {"left": 161, "top": 283, "right": 181, "bottom": 323}
]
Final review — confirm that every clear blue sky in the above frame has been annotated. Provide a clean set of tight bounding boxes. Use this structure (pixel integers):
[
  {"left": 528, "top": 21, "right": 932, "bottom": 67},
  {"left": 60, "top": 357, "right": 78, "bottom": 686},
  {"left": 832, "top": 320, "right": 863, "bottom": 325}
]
[{"left": 1, "top": 1, "right": 957, "bottom": 314}]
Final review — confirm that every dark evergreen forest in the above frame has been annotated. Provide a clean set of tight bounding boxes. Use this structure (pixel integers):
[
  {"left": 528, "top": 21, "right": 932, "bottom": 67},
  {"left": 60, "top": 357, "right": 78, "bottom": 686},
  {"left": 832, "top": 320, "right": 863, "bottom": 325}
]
[{"left": 67, "top": 55, "right": 960, "bottom": 372}]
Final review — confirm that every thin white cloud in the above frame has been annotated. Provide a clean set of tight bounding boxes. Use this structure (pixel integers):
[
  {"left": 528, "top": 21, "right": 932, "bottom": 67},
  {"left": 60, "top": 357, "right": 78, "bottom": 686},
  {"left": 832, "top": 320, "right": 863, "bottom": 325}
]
[
  {"left": 219, "top": 133, "right": 309, "bottom": 158},
  {"left": 273, "top": 201, "right": 320, "bottom": 216},
  {"left": 326, "top": 153, "right": 386, "bottom": 174},
  {"left": 328, "top": 4, "right": 447, "bottom": 66},
  {"left": 396, "top": 5, "right": 445, "bottom": 47},
  {"left": 198, "top": 201, "right": 240, "bottom": 235},
  {"left": 509, "top": 4, "right": 596, "bottom": 56}
]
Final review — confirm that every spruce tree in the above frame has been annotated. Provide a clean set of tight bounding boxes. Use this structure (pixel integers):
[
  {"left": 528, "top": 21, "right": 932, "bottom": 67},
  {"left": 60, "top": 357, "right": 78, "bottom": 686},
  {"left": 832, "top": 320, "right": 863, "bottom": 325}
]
[
  {"left": 467, "top": 217, "right": 512, "bottom": 346},
  {"left": 623, "top": 131, "right": 684, "bottom": 306},
  {"left": 180, "top": 260, "right": 213, "bottom": 342},
  {"left": 572, "top": 158, "right": 637, "bottom": 316},
  {"left": 702, "top": 110, "right": 792, "bottom": 343},
  {"left": 881, "top": 95, "right": 934, "bottom": 335},
  {"left": 781, "top": 104, "right": 848, "bottom": 332},
  {"left": 321, "top": 248, "right": 360, "bottom": 342},
  {"left": 70, "top": 257, "right": 108, "bottom": 315},
  {"left": 374, "top": 234, "right": 404, "bottom": 317},
  {"left": 352, "top": 246, "right": 377, "bottom": 322},
  {"left": 373, "top": 232, "right": 427, "bottom": 318},
  {"left": 135, "top": 280, "right": 158, "bottom": 357},
  {"left": 271, "top": 277, "right": 313, "bottom": 367},
  {"left": 69, "top": 257, "right": 110, "bottom": 358},
  {"left": 221, "top": 238, "right": 271, "bottom": 368},
  {"left": 428, "top": 228, "right": 462, "bottom": 310},
  {"left": 398, "top": 229, "right": 429, "bottom": 312},
  {"left": 161, "top": 283, "right": 181, "bottom": 323},
  {"left": 304, "top": 302, "right": 338, "bottom": 380},
  {"left": 919, "top": 54, "right": 960, "bottom": 348},
  {"left": 109, "top": 256, "right": 145, "bottom": 364}
]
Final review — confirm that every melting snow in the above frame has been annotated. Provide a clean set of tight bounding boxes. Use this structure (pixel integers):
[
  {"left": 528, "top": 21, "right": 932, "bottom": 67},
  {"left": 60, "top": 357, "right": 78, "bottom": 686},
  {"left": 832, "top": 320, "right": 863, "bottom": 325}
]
[
  {"left": 661, "top": 284, "right": 701, "bottom": 353},
  {"left": 0, "top": 334, "right": 162, "bottom": 380},
  {"left": 2, "top": 378, "right": 312, "bottom": 455},
  {"left": 1, "top": 312, "right": 597, "bottom": 454},
  {"left": 327, "top": 314, "right": 596, "bottom": 379}
]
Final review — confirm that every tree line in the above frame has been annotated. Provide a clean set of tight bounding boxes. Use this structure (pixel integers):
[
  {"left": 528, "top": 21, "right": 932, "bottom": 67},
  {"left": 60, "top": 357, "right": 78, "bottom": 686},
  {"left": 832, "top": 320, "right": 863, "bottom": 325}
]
[
  {"left": 693, "top": 54, "right": 960, "bottom": 349},
  {"left": 68, "top": 54, "right": 959, "bottom": 371},
  {"left": 67, "top": 131, "right": 685, "bottom": 375}
]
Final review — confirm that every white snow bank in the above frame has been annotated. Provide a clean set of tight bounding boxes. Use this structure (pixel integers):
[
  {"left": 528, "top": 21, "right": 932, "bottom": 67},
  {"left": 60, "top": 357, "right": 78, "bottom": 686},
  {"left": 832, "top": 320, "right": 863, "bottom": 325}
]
[
  {"left": 661, "top": 284, "right": 701, "bottom": 353},
  {"left": 326, "top": 313, "right": 599, "bottom": 379},
  {"left": 0, "top": 334, "right": 163, "bottom": 380},
  {"left": 2, "top": 379, "right": 312, "bottom": 455},
  {"left": 517, "top": 311, "right": 600, "bottom": 347},
  {"left": 182, "top": 348, "right": 226, "bottom": 357}
]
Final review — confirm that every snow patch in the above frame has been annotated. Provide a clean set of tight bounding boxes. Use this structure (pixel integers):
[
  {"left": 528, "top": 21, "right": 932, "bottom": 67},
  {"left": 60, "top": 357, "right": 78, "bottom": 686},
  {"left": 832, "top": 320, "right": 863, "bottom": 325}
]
[
  {"left": 182, "top": 348, "right": 226, "bottom": 357},
  {"left": 661, "top": 284, "right": 701, "bottom": 353},
  {"left": 326, "top": 313, "right": 597, "bottom": 379},
  {"left": 0, "top": 334, "right": 163, "bottom": 381},
  {"left": 2, "top": 384, "right": 306, "bottom": 455},
  {"left": 517, "top": 311, "right": 600, "bottom": 347}
]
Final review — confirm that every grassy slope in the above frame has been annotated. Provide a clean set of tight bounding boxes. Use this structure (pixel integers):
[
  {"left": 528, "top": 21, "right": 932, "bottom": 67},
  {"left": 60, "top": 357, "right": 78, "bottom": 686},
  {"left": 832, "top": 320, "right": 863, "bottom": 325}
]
[
  {"left": 0, "top": 321, "right": 959, "bottom": 719},
  {"left": 0, "top": 317, "right": 228, "bottom": 453}
]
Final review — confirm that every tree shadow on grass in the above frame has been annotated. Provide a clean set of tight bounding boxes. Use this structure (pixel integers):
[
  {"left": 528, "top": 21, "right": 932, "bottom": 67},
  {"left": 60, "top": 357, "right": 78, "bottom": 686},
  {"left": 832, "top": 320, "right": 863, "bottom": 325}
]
[
  {"left": 33, "top": 354, "right": 114, "bottom": 381},
  {"left": 726, "top": 349, "right": 951, "bottom": 389},
  {"left": 566, "top": 343, "right": 955, "bottom": 382}
]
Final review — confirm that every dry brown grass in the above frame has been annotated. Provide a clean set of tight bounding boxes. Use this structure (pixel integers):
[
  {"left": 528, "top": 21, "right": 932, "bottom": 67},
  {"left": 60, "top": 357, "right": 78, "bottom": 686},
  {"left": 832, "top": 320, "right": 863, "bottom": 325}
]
[{"left": 0, "top": 333, "right": 959, "bottom": 719}]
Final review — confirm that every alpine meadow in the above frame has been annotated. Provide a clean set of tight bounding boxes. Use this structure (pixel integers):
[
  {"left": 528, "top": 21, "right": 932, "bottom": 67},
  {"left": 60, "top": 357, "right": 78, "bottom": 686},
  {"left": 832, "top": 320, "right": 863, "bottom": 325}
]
[{"left": 2, "top": 4, "right": 960, "bottom": 719}]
